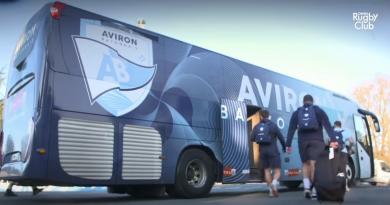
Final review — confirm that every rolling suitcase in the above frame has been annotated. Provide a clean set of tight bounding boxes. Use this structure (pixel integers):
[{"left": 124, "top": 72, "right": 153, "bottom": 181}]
[{"left": 314, "top": 148, "right": 347, "bottom": 202}]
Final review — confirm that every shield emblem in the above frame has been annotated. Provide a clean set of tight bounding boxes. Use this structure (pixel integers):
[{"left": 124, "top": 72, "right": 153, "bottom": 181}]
[{"left": 73, "top": 36, "right": 157, "bottom": 116}]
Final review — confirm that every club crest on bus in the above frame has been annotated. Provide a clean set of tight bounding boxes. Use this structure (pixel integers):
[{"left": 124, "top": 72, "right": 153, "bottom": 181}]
[{"left": 72, "top": 36, "right": 157, "bottom": 116}]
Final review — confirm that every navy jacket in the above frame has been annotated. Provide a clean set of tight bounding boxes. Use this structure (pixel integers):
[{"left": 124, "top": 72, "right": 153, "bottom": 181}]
[
  {"left": 286, "top": 104, "right": 336, "bottom": 147},
  {"left": 251, "top": 119, "right": 286, "bottom": 155}
]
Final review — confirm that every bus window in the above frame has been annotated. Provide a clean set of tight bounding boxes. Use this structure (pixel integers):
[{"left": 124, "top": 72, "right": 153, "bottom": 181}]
[{"left": 353, "top": 115, "right": 371, "bottom": 155}]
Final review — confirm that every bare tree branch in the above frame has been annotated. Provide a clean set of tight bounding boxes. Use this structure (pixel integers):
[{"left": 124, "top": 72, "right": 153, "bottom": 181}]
[{"left": 353, "top": 75, "right": 390, "bottom": 163}]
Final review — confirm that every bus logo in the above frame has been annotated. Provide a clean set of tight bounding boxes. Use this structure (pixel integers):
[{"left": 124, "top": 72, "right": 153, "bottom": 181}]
[{"left": 72, "top": 36, "right": 157, "bottom": 116}]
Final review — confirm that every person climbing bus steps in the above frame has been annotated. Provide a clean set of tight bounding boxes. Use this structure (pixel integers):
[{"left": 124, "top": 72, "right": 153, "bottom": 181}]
[{"left": 251, "top": 110, "right": 286, "bottom": 197}]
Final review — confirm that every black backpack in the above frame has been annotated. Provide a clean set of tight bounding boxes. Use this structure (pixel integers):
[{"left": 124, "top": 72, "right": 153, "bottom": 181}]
[
  {"left": 255, "top": 122, "right": 272, "bottom": 145},
  {"left": 297, "top": 105, "right": 320, "bottom": 131},
  {"left": 334, "top": 129, "right": 344, "bottom": 149}
]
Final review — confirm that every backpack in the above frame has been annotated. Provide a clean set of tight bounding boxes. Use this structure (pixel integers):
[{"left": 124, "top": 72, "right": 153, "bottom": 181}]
[
  {"left": 255, "top": 122, "right": 272, "bottom": 145},
  {"left": 297, "top": 105, "right": 320, "bottom": 131},
  {"left": 334, "top": 129, "right": 344, "bottom": 149}
]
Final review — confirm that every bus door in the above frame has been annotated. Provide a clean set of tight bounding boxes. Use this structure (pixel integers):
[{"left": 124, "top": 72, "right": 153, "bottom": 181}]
[
  {"left": 220, "top": 99, "right": 250, "bottom": 183},
  {"left": 353, "top": 109, "right": 380, "bottom": 179},
  {"left": 353, "top": 115, "right": 373, "bottom": 178}
]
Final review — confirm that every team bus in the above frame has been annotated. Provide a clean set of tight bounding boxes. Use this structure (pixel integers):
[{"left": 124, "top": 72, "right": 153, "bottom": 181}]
[{"left": 0, "top": 2, "right": 381, "bottom": 198}]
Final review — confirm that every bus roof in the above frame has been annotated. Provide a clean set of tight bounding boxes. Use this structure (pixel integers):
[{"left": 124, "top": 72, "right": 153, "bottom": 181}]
[{"left": 54, "top": 1, "right": 354, "bottom": 105}]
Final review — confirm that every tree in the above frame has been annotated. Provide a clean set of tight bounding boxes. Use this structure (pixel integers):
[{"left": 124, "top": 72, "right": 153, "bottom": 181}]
[{"left": 353, "top": 75, "right": 390, "bottom": 164}]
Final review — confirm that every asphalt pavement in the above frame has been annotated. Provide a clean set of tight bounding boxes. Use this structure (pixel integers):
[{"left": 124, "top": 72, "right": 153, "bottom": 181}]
[{"left": 0, "top": 183, "right": 389, "bottom": 205}]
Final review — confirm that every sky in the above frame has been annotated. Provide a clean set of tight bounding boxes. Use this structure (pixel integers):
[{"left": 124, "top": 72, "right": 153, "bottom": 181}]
[{"left": 0, "top": 0, "right": 389, "bottom": 99}]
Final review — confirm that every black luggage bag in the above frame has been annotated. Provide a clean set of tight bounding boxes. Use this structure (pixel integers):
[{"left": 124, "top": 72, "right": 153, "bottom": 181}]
[{"left": 314, "top": 148, "right": 347, "bottom": 202}]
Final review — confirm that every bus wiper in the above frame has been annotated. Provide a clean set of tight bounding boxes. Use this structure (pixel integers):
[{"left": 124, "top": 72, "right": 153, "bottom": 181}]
[{"left": 7, "top": 73, "right": 35, "bottom": 98}]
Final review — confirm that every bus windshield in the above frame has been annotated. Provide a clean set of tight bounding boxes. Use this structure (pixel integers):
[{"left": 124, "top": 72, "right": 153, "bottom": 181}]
[{"left": 2, "top": 5, "right": 48, "bottom": 165}]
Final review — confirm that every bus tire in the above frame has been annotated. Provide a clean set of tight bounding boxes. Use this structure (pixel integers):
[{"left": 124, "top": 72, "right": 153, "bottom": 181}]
[
  {"left": 127, "top": 185, "right": 165, "bottom": 198},
  {"left": 346, "top": 159, "right": 356, "bottom": 187},
  {"left": 167, "top": 149, "right": 216, "bottom": 198},
  {"left": 281, "top": 181, "right": 301, "bottom": 190},
  {"left": 369, "top": 182, "right": 377, "bottom": 186}
]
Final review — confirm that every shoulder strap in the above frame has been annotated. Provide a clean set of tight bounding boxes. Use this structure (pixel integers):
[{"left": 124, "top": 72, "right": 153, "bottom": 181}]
[{"left": 310, "top": 105, "right": 321, "bottom": 123}]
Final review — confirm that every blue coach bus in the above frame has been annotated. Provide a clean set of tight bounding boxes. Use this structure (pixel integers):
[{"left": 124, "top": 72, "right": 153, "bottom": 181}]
[{"left": 0, "top": 2, "right": 381, "bottom": 198}]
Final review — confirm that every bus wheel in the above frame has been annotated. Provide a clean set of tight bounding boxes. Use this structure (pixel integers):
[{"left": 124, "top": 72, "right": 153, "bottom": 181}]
[
  {"left": 167, "top": 149, "right": 216, "bottom": 198},
  {"left": 346, "top": 160, "right": 356, "bottom": 186},
  {"left": 127, "top": 185, "right": 165, "bottom": 198},
  {"left": 281, "top": 181, "right": 301, "bottom": 190}
]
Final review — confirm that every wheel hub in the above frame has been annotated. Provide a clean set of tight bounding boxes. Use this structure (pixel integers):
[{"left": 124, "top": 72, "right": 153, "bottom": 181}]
[{"left": 185, "top": 159, "right": 207, "bottom": 188}]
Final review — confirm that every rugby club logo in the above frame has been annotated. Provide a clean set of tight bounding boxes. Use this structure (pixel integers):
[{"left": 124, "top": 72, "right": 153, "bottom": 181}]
[{"left": 73, "top": 19, "right": 156, "bottom": 116}]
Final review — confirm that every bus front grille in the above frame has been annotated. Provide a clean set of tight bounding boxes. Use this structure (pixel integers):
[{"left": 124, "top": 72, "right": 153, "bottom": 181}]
[
  {"left": 122, "top": 125, "right": 162, "bottom": 180},
  {"left": 58, "top": 118, "right": 114, "bottom": 180}
]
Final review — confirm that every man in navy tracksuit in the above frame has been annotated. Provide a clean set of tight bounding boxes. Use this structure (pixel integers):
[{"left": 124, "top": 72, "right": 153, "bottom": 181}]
[
  {"left": 286, "top": 94, "right": 336, "bottom": 199},
  {"left": 251, "top": 110, "right": 286, "bottom": 197}
]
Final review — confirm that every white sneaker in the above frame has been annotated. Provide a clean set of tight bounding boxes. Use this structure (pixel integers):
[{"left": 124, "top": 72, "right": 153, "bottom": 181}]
[
  {"left": 304, "top": 189, "right": 311, "bottom": 199},
  {"left": 271, "top": 184, "right": 279, "bottom": 197},
  {"left": 311, "top": 188, "right": 317, "bottom": 200},
  {"left": 269, "top": 187, "right": 274, "bottom": 197}
]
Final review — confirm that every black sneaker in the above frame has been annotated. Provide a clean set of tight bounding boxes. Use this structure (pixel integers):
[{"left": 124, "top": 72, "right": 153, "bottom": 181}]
[
  {"left": 4, "top": 189, "right": 17, "bottom": 197},
  {"left": 32, "top": 187, "right": 43, "bottom": 196}
]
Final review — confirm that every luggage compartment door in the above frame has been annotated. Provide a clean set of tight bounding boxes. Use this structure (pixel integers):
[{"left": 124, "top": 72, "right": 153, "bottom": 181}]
[{"left": 221, "top": 98, "right": 250, "bottom": 183}]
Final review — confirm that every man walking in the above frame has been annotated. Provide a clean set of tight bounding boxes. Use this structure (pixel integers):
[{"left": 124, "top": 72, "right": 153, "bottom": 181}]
[
  {"left": 251, "top": 110, "right": 286, "bottom": 197},
  {"left": 286, "top": 94, "right": 336, "bottom": 199},
  {"left": 333, "top": 120, "right": 354, "bottom": 192}
]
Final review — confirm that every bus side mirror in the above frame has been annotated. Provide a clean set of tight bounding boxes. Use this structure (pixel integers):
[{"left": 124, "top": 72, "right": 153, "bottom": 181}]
[{"left": 374, "top": 121, "right": 381, "bottom": 133}]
